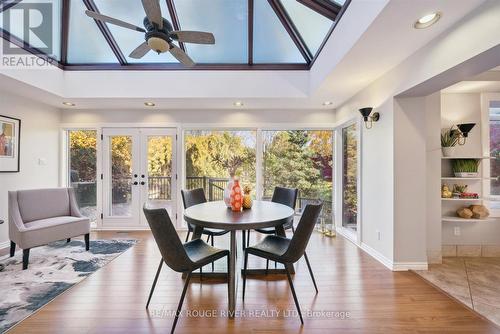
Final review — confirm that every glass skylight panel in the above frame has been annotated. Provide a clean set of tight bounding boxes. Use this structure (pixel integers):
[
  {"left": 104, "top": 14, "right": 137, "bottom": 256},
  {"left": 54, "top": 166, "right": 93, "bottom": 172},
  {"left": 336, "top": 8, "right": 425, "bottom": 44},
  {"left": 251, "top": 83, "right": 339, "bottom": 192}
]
[
  {"left": 93, "top": 0, "right": 178, "bottom": 63},
  {"left": 253, "top": 0, "right": 305, "bottom": 64},
  {"left": 67, "top": 0, "right": 118, "bottom": 63},
  {"left": 280, "top": 0, "right": 333, "bottom": 56},
  {"left": 0, "top": 0, "right": 62, "bottom": 60},
  {"left": 174, "top": 0, "right": 247, "bottom": 63}
]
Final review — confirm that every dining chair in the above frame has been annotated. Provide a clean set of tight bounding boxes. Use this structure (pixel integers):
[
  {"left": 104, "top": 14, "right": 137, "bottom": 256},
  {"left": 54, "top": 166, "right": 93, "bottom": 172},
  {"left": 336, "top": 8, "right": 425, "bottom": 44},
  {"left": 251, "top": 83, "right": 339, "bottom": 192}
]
[
  {"left": 242, "top": 202, "right": 322, "bottom": 325},
  {"left": 244, "top": 187, "right": 298, "bottom": 270},
  {"left": 143, "top": 204, "right": 230, "bottom": 334},
  {"left": 181, "top": 188, "right": 230, "bottom": 272}
]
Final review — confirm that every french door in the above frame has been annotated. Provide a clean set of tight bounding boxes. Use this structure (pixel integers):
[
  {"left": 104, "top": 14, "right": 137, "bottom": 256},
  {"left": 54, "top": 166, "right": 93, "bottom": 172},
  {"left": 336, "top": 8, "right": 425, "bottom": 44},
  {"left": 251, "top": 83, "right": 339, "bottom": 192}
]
[{"left": 102, "top": 128, "right": 177, "bottom": 229}]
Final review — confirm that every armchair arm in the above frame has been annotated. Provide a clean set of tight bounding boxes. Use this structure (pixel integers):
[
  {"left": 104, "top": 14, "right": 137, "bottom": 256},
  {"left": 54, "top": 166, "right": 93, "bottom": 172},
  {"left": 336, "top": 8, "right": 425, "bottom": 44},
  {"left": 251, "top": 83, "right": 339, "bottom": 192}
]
[
  {"left": 8, "top": 191, "right": 26, "bottom": 240},
  {"left": 68, "top": 188, "right": 85, "bottom": 218}
]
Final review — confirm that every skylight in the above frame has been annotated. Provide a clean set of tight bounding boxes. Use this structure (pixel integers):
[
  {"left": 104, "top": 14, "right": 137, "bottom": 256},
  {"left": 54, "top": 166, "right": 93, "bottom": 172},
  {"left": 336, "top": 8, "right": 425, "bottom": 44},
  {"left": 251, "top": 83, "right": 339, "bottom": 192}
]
[{"left": 0, "top": 0, "right": 350, "bottom": 70}]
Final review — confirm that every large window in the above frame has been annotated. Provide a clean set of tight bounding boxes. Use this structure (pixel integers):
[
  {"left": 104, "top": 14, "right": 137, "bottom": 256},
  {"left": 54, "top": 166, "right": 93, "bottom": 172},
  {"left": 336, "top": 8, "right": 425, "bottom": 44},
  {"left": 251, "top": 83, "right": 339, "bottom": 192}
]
[
  {"left": 342, "top": 123, "right": 358, "bottom": 231},
  {"left": 68, "top": 130, "right": 97, "bottom": 222},
  {"left": 262, "top": 130, "right": 333, "bottom": 226},
  {"left": 184, "top": 130, "right": 256, "bottom": 201}
]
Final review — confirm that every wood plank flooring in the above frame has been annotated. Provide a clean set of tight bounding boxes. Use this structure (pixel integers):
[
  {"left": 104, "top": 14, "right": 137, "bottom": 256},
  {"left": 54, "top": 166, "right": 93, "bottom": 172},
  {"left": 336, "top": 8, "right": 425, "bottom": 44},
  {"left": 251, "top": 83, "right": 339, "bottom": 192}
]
[{"left": 8, "top": 230, "right": 500, "bottom": 334}]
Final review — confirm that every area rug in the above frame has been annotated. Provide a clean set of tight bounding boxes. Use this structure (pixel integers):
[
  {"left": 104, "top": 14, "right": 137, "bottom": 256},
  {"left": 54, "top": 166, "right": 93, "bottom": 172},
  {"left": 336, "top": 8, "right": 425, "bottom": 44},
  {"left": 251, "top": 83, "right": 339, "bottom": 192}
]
[{"left": 0, "top": 239, "right": 137, "bottom": 333}]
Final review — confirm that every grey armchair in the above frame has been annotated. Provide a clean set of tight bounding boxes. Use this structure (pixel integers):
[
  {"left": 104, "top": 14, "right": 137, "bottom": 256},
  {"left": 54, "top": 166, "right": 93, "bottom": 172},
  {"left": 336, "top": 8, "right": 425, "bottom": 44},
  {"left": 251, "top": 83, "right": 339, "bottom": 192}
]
[{"left": 8, "top": 188, "right": 90, "bottom": 269}]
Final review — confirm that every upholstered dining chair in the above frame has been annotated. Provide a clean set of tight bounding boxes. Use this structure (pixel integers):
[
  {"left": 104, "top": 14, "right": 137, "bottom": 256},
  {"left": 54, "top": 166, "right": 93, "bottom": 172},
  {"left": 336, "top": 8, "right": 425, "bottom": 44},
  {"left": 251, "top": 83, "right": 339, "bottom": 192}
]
[
  {"left": 242, "top": 202, "right": 322, "bottom": 325},
  {"left": 181, "top": 188, "right": 229, "bottom": 271},
  {"left": 244, "top": 187, "right": 298, "bottom": 270},
  {"left": 143, "top": 204, "right": 230, "bottom": 334}
]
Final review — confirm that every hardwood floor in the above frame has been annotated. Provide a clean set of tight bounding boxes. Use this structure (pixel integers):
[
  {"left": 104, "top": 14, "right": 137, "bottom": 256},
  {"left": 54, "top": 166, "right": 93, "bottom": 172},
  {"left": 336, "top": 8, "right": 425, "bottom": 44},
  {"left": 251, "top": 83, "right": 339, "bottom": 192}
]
[{"left": 9, "top": 230, "right": 500, "bottom": 334}]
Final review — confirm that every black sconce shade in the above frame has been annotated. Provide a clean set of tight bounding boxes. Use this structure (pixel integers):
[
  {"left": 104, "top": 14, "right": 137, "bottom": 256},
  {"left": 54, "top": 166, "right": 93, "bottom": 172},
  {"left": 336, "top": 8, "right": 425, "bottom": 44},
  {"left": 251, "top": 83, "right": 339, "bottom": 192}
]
[
  {"left": 359, "top": 107, "right": 373, "bottom": 121},
  {"left": 457, "top": 123, "right": 476, "bottom": 137}
]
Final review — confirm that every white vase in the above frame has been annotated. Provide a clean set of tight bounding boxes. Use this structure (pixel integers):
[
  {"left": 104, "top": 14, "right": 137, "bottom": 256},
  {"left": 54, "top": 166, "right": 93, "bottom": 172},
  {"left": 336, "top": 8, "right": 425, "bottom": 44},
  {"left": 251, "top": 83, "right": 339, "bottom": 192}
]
[
  {"left": 223, "top": 179, "right": 234, "bottom": 208},
  {"left": 442, "top": 147, "right": 455, "bottom": 157}
]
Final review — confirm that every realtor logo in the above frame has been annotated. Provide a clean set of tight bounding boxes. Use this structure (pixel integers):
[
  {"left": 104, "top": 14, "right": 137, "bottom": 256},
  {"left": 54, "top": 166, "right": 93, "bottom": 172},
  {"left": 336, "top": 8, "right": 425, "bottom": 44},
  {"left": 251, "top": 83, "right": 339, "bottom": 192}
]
[{"left": 2, "top": 2, "right": 53, "bottom": 55}]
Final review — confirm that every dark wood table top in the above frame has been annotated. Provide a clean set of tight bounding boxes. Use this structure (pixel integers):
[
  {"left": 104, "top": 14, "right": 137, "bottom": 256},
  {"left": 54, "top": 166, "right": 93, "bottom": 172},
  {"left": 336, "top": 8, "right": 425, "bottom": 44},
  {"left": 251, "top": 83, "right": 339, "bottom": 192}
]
[{"left": 184, "top": 200, "right": 294, "bottom": 230}]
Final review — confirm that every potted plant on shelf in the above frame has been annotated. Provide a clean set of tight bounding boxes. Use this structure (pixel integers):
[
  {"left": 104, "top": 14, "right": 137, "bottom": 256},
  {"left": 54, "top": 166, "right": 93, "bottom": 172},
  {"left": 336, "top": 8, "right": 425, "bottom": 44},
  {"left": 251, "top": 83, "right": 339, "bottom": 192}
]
[
  {"left": 452, "top": 159, "right": 480, "bottom": 178},
  {"left": 452, "top": 184, "right": 467, "bottom": 199},
  {"left": 441, "top": 128, "right": 458, "bottom": 157}
]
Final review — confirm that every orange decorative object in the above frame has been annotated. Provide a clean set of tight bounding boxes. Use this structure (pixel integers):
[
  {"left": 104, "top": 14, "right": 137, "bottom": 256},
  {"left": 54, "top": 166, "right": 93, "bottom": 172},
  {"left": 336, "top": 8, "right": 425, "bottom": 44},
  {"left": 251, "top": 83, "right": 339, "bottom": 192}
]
[{"left": 230, "top": 179, "right": 243, "bottom": 212}]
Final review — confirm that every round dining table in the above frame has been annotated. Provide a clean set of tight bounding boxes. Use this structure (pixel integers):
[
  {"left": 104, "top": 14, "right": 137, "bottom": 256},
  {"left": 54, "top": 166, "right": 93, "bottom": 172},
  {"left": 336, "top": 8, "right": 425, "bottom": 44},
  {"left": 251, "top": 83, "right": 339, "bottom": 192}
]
[{"left": 184, "top": 200, "right": 295, "bottom": 315}]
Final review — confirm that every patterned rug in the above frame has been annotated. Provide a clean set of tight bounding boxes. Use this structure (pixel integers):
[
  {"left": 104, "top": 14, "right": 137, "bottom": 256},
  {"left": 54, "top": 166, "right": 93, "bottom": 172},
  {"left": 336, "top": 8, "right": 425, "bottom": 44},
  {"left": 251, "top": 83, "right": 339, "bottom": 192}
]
[{"left": 0, "top": 239, "right": 137, "bottom": 333}]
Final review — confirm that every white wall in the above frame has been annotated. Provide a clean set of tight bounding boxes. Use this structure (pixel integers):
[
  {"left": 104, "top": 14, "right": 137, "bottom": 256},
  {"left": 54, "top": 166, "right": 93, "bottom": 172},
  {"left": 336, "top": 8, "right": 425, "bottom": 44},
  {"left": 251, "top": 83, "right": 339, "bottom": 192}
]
[
  {"left": 60, "top": 108, "right": 336, "bottom": 125},
  {"left": 0, "top": 91, "right": 61, "bottom": 247}
]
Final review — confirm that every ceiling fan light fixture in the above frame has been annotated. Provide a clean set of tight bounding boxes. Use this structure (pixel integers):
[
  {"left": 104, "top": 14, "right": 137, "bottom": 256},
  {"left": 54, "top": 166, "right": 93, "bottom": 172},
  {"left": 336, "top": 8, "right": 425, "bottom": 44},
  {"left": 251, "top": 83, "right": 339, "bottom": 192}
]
[{"left": 147, "top": 37, "right": 169, "bottom": 54}]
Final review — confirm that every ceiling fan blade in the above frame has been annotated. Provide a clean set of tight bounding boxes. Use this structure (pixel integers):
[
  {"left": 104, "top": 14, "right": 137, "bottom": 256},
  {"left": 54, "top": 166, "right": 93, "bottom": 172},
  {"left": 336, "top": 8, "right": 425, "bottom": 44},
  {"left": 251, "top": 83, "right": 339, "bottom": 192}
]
[
  {"left": 129, "top": 42, "right": 151, "bottom": 59},
  {"left": 141, "top": 0, "right": 163, "bottom": 29},
  {"left": 171, "top": 31, "right": 215, "bottom": 44},
  {"left": 85, "top": 10, "right": 145, "bottom": 32},
  {"left": 169, "top": 45, "right": 195, "bottom": 68}
]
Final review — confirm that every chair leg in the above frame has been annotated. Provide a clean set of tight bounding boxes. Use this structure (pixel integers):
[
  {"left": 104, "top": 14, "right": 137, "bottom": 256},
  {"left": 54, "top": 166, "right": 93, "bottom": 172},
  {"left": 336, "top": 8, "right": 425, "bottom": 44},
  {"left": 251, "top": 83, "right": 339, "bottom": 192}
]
[
  {"left": 146, "top": 258, "right": 164, "bottom": 309},
  {"left": 85, "top": 233, "right": 90, "bottom": 251},
  {"left": 227, "top": 254, "right": 231, "bottom": 307},
  {"left": 206, "top": 235, "right": 211, "bottom": 243},
  {"left": 185, "top": 230, "right": 191, "bottom": 242},
  {"left": 10, "top": 241, "right": 15, "bottom": 257},
  {"left": 171, "top": 271, "right": 192, "bottom": 334},
  {"left": 247, "top": 230, "right": 250, "bottom": 246},
  {"left": 67, "top": 238, "right": 71, "bottom": 243},
  {"left": 265, "top": 259, "right": 269, "bottom": 275},
  {"left": 274, "top": 261, "right": 277, "bottom": 269},
  {"left": 242, "top": 252, "right": 249, "bottom": 300},
  {"left": 291, "top": 224, "right": 295, "bottom": 233},
  {"left": 200, "top": 266, "right": 202, "bottom": 282},
  {"left": 210, "top": 235, "right": 215, "bottom": 272},
  {"left": 242, "top": 230, "right": 246, "bottom": 250},
  {"left": 303, "top": 252, "right": 318, "bottom": 293},
  {"left": 22, "top": 249, "right": 30, "bottom": 270},
  {"left": 285, "top": 265, "right": 303, "bottom": 325}
]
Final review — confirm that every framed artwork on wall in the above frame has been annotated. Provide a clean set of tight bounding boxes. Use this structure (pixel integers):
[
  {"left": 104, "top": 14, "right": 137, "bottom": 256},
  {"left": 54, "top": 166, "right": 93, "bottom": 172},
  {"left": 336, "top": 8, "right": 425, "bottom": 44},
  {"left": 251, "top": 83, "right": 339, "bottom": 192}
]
[{"left": 0, "top": 115, "right": 21, "bottom": 172}]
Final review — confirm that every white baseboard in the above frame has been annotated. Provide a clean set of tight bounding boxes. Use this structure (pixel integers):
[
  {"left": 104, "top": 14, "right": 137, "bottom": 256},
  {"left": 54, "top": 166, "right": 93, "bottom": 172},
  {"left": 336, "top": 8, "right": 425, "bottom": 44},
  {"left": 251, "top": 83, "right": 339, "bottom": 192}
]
[
  {"left": 360, "top": 242, "right": 394, "bottom": 270},
  {"left": 392, "top": 262, "right": 429, "bottom": 271},
  {"left": 0, "top": 240, "right": 10, "bottom": 251}
]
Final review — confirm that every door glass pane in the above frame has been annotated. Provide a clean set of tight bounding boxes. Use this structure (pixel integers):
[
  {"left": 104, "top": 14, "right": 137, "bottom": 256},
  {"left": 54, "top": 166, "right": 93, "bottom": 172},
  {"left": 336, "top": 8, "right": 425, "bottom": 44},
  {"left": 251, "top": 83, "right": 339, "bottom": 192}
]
[
  {"left": 342, "top": 124, "right": 358, "bottom": 230},
  {"left": 262, "top": 130, "right": 333, "bottom": 228},
  {"left": 489, "top": 102, "right": 500, "bottom": 208},
  {"left": 110, "top": 136, "right": 133, "bottom": 216},
  {"left": 184, "top": 130, "right": 256, "bottom": 201},
  {"left": 68, "top": 130, "right": 97, "bottom": 223},
  {"left": 147, "top": 136, "right": 173, "bottom": 214}
]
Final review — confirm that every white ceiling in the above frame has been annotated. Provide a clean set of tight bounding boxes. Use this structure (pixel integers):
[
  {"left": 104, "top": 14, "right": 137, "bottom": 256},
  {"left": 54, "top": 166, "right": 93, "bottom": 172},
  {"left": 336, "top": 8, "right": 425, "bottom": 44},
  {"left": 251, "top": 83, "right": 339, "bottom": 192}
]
[
  {"left": 0, "top": 0, "right": 489, "bottom": 110},
  {"left": 442, "top": 66, "right": 500, "bottom": 93}
]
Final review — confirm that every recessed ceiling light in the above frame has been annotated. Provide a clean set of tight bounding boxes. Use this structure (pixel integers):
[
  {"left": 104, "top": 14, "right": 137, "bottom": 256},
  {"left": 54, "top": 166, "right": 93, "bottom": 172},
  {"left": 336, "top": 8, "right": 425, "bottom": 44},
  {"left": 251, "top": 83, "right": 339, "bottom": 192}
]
[
  {"left": 414, "top": 12, "right": 441, "bottom": 29},
  {"left": 234, "top": 101, "right": 244, "bottom": 107},
  {"left": 62, "top": 102, "right": 75, "bottom": 107},
  {"left": 144, "top": 102, "right": 156, "bottom": 107},
  {"left": 323, "top": 101, "right": 333, "bottom": 106}
]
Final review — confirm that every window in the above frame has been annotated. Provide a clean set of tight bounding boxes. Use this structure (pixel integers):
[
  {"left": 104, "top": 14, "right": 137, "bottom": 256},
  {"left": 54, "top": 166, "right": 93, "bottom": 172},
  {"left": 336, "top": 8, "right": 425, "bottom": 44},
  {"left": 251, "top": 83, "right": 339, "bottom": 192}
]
[
  {"left": 68, "top": 130, "right": 97, "bottom": 222},
  {"left": 184, "top": 130, "right": 256, "bottom": 201},
  {"left": 341, "top": 123, "right": 358, "bottom": 231},
  {"left": 489, "top": 102, "right": 500, "bottom": 209},
  {"left": 262, "top": 130, "right": 333, "bottom": 226}
]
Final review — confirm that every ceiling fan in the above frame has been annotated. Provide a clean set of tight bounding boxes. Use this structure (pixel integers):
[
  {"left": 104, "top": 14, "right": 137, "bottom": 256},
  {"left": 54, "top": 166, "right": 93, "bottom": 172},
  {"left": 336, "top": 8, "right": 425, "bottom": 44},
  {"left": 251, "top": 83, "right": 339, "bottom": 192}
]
[{"left": 85, "top": 0, "right": 215, "bottom": 67}]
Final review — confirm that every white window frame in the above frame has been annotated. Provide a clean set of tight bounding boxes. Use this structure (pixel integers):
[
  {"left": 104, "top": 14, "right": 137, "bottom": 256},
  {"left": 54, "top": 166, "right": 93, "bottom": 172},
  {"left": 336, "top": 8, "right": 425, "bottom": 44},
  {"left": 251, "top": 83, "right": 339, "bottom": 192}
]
[{"left": 481, "top": 93, "right": 500, "bottom": 217}]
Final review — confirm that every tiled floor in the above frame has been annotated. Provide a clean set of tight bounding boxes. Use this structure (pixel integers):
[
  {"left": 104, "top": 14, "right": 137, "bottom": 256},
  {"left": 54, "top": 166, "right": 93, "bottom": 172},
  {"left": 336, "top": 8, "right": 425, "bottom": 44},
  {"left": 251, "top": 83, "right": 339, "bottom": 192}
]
[{"left": 415, "top": 257, "right": 500, "bottom": 327}]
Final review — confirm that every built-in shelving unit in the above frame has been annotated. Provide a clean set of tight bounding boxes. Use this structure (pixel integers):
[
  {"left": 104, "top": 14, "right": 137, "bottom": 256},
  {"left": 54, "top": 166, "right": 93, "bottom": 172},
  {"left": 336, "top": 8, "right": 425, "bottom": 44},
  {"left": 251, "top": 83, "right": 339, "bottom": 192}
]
[{"left": 441, "top": 156, "right": 488, "bottom": 223}]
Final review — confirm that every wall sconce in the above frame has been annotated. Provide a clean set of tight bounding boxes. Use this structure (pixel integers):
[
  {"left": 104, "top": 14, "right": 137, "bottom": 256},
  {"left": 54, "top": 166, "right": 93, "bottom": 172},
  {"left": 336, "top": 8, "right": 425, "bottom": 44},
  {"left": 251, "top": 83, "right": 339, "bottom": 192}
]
[
  {"left": 451, "top": 123, "right": 476, "bottom": 145},
  {"left": 359, "top": 107, "right": 380, "bottom": 129}
]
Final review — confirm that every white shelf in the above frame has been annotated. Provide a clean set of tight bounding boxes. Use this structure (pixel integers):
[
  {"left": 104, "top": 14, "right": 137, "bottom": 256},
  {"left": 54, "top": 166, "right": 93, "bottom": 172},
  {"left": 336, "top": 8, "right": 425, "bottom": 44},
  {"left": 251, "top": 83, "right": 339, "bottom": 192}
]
[
  {"left": 442, "top": 216, "right": 494, "bottom": 222},
  {"left": 441, "top": 156, "right": 492, "bottom": 159},
  {"left": 441, "top": 177, "right": 481, "bottom": 181},
  {"left": 442, "top": 198, "right": 482, "bottom": 201}
]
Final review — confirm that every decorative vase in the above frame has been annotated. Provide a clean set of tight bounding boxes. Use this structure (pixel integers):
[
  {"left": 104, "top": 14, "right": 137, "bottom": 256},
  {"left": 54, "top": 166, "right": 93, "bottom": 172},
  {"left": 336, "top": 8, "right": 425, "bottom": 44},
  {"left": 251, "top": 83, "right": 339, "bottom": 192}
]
[
  {"left": 230, "top": 179, "right": 243, "bottom": 212},
  {"left": 224, "top": 178, "right": 235, "bottom": 208},
  {"left": 442, "top": 146, "right": 455, "bottom": 157}
]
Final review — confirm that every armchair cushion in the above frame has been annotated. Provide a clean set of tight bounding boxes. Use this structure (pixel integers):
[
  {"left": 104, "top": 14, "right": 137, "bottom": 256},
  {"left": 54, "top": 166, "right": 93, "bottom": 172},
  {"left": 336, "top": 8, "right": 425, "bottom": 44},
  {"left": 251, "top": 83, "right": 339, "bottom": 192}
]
[{"left": 17, "top": 188, "right": 71, "bottom": 223}]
